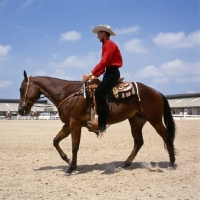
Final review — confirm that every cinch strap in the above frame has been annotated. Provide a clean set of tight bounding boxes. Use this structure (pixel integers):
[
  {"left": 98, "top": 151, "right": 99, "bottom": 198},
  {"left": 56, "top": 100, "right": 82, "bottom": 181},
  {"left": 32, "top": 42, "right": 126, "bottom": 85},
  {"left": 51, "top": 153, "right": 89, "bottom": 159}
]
[{"left": 133, "top": 82, "right": 141, "bottom": 101}]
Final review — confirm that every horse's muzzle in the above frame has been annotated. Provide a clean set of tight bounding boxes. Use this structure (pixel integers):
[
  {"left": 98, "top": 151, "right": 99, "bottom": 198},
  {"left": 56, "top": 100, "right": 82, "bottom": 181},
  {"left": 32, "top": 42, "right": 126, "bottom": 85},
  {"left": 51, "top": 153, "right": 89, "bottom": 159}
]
[{"left": 18, "top": 105, "right": 30, "bottom": 116}]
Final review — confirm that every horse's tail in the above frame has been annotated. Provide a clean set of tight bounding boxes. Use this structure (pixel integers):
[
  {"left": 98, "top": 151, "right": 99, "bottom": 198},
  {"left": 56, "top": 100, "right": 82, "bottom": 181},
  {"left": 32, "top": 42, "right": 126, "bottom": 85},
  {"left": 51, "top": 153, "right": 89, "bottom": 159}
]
[{"left": 162, "top": 94, "right": 176, "bottom": 146}]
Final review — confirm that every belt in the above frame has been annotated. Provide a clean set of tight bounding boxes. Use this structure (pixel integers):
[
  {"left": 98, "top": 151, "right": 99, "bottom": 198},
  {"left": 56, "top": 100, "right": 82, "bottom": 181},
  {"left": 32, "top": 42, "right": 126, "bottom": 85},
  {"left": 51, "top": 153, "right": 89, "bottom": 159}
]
[{"left": 106, "top": 66, "right": 119, "bottom": 70}]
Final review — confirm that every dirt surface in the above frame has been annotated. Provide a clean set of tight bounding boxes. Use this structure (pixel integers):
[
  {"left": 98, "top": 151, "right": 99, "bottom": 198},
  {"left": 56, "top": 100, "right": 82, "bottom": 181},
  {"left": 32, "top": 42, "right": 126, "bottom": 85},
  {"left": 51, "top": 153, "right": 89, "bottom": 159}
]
[{"left": 0, "top": 119, "right": 199, "bottom": 200}]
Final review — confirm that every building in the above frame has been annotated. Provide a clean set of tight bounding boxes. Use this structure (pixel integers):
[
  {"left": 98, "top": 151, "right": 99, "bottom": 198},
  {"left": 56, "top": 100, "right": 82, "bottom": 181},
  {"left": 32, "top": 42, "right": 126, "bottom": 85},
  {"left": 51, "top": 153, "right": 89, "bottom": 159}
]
[
  {"left": 166, "top": 93, "right": 200, "bottom": 115},
  {"left": 0, "top": 99, "right": 57, "bottom": 117}
]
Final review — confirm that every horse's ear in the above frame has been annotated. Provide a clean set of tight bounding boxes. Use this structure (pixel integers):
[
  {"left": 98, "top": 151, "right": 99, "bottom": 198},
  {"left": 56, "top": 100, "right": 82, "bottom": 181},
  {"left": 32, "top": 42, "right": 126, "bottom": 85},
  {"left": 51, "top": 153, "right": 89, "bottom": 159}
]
[{"left": 23, "top": 70, "right": 28, "bottom": 81}]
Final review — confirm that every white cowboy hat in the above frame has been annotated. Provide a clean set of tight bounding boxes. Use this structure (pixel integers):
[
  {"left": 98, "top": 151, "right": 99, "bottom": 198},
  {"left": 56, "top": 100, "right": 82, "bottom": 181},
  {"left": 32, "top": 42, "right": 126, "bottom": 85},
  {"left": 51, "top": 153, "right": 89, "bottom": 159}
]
[{"left": 92, "top": 24, "right": 116, "bottom": 36}]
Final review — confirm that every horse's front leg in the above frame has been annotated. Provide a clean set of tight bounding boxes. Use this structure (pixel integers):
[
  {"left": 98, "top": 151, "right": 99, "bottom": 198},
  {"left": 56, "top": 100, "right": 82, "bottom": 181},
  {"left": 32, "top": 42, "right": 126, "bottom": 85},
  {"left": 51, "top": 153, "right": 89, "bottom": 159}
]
[
  {"left": 53, "top": 124, "right": 71, "bottom": 164},
  {"left": 65, "top": 122, "right": 82, "bottom": 175}
]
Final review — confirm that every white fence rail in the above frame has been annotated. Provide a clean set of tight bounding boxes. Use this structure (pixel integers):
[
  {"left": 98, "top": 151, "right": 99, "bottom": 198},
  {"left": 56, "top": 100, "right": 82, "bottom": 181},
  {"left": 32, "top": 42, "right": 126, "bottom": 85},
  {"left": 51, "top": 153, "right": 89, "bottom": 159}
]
[
  {"left": 0, "top": 116, "right": 60, "bottom": 120},
  {"left": 1, "top": 115, "right": 199, "bottom": 120},
  {"left": 172, "top": 114, "right": 200, "bottom": 120}
]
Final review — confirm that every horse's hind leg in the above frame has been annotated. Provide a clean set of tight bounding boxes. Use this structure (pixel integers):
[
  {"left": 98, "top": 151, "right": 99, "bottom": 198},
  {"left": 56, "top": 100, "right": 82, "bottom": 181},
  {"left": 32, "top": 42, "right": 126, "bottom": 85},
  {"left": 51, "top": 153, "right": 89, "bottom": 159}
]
[
  {"left": 151, "top": 121, "right": 175, "bottom": 167},
  {"left": 123, "top": 116, "right": 146, "bottom": 168},
  {"left": 53, "top": 124, "right": 71, "bottom": 164}
]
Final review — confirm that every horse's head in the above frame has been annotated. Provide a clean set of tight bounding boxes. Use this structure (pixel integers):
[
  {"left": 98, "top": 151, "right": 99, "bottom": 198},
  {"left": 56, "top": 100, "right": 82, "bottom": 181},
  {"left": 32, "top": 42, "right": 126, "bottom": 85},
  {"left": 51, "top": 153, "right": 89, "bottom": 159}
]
[{"left": 18, "top": 70, "right": 41, "bottom": 116}]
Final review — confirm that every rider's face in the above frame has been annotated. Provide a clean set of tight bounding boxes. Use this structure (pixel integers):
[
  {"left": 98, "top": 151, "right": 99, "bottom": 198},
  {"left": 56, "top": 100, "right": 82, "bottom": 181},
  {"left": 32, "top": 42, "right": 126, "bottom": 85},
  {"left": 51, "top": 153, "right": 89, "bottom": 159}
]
[{"left": 97, "top": 31, "right": 106, "bottom": 42}]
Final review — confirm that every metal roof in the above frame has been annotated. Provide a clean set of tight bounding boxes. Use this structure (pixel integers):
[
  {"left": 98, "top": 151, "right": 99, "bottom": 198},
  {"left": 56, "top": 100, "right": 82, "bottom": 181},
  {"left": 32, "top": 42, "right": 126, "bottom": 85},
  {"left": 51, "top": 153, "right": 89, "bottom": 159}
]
[
  {"left": 0, "top": 102, "right": 56, "bottom": 112},
  {"left": 0, "top": 99, "right": 56, "bottom": 112},
  {"left": 165, "top": 93, "right": 200, "bottom": 99},
  {"left": 168, "top": 98, "right": 200, "bottom": 108}
]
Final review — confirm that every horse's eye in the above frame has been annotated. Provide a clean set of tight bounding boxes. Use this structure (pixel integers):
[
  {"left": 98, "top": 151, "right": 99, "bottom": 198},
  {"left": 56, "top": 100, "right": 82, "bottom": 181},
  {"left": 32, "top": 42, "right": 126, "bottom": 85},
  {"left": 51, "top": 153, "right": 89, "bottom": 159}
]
[{"left": 19, "top": 87, "right": 24, "bottom": 95}]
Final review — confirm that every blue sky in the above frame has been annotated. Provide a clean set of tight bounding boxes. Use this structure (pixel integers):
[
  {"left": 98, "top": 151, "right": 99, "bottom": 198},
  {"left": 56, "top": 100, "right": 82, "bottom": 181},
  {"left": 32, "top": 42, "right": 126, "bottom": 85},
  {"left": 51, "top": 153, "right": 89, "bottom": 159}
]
[{"left": 0, "top": 0, "right": 199, "bottom": 99}]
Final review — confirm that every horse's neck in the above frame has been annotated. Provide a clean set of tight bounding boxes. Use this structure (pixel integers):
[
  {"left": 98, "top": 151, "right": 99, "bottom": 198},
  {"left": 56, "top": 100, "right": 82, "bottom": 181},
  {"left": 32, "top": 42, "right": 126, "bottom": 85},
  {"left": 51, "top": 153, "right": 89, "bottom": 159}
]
[{"left": 31, "top": 76, "right": 81, "bottom": 106}]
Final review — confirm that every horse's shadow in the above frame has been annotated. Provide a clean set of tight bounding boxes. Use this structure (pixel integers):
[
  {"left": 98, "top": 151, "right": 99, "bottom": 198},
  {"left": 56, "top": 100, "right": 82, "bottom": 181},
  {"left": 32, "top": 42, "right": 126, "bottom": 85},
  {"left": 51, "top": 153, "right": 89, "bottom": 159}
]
[{"left": 34, "top": 161, "right": 177, "bottom": 175}]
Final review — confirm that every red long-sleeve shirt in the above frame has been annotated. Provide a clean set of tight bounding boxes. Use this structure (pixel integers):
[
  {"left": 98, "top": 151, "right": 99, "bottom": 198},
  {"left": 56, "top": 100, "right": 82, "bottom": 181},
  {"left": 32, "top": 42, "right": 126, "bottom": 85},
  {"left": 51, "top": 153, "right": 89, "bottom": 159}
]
[{"left": 91, "top": 38, "right": 123, "bottom": 77}]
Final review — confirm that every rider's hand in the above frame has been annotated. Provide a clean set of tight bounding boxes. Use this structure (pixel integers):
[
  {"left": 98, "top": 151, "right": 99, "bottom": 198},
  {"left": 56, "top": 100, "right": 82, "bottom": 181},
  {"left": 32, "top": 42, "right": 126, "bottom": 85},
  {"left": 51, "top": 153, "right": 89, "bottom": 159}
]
[{"left": 82, "top": 73, "right": 92, "bottom": 82}]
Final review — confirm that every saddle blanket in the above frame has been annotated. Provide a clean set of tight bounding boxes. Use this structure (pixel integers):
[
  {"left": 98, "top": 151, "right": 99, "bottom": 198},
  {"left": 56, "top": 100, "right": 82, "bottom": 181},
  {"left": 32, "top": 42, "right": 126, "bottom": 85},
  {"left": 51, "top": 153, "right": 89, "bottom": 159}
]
[{"left": 112, "top": 82, "right": 136, "bottom": 99}]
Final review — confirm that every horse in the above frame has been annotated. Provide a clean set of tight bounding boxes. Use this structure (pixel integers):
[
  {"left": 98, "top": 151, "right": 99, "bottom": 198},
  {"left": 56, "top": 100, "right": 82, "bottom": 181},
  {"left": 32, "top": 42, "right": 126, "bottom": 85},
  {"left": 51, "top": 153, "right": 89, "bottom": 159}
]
[
  {"left": 18, "top": 70, "right": 176, "bottom": 175},
  {"left": 5, "top": 113, "right": 12, "bottom": 120},
  {"left": 30, "top": 111, "right": 39, "bottom": 120}
]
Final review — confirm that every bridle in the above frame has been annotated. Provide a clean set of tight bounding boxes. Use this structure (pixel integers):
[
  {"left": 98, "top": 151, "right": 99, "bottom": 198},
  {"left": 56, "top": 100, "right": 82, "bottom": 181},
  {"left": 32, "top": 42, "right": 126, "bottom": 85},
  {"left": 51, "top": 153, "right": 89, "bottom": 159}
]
[
  {"left": 21, "top": 76, "right": 85, "bottom": 111},
  {"left": 21, "top": 77, "right": 34, "bottom": 112}
]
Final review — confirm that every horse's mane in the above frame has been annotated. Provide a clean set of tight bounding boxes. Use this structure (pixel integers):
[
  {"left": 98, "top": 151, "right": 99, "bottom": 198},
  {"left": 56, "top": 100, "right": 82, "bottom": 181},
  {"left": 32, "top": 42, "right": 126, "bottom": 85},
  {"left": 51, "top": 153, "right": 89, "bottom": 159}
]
[{"left": 35, "top": 76, "right": 82, "bottom": 83}]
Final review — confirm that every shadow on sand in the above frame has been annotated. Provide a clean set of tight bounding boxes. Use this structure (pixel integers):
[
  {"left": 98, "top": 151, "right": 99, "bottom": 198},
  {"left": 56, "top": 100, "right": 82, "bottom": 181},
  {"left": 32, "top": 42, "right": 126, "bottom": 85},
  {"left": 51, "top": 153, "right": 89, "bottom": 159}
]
[{"left": 34, "top": 161, "right": 177, "bottom": 175}]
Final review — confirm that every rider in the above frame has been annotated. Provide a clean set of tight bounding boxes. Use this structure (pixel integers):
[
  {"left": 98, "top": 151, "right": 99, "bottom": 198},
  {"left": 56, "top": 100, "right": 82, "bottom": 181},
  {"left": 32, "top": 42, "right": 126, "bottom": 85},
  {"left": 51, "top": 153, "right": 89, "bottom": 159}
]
[
  {"left": 6, "top": 110, "right": 10, "bottom": 116},
  {"left": 82, "top": 24, "right": 123, "bottom": 132}
]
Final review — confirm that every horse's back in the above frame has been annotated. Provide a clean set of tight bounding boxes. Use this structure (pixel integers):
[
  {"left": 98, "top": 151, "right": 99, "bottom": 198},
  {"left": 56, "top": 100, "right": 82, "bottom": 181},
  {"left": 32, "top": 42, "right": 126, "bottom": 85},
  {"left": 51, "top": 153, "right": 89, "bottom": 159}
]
[{"left": 137, "top": 82, "right": 161, "bottom": 98}]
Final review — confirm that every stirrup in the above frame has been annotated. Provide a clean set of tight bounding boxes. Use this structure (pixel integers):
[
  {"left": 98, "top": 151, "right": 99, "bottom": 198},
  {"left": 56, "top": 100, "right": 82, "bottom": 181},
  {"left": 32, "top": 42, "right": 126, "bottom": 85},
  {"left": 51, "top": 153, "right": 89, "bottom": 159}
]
[
  {"left": 87, "top": 114, "right": 98, "bottom": 131},
  {"left": 87, "top": 121, "right": 93, "bottom": 127}
]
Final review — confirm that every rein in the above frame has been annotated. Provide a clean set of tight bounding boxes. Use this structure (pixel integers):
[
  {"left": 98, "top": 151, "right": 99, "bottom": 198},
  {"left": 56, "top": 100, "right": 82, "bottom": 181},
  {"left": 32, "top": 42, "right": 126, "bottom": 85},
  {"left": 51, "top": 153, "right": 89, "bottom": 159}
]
[
  {"left": 22, "top": 77, "right": 84, "bottom": 110},
  {"left": 21, "top": 77, "right": 34, "bottom": 110}
]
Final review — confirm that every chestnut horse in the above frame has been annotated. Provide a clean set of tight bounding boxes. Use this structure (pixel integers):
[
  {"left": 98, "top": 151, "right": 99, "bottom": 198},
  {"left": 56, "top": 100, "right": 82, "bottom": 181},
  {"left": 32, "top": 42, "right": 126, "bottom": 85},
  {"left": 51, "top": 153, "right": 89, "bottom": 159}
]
[{"left": 18, "top": 71, "right": 176, "bottom": 175}]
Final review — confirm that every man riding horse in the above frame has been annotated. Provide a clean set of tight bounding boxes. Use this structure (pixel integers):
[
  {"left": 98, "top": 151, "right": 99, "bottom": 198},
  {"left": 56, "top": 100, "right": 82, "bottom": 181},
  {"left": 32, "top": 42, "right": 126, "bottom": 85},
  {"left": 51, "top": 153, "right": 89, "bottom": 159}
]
[
  {"left": 82, "top": 24, "right": 123, "bottom": 133},
  {"left": 18, "top": 24, "right": 176, "bottom": 175},
  {"left": 5, "top": 110, "right": 11, "bottom": 120},
  {"left": 30, "top": 109, "right": 39, "bottom": 120}
]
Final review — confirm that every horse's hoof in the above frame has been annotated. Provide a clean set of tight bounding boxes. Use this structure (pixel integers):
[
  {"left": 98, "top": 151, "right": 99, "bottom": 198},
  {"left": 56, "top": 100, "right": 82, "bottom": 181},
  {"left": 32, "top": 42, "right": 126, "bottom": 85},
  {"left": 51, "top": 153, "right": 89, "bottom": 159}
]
[
  {"left": 65, "top": 165, "right": 76, "bottom": 175},
  {"left": 123, "top": 161, "right": 131, "bottom": 168},
  {"left": 65, "top": 168, "right": 72, "bottom": 175},
  {"left": 168, "top": 164, "right": 175, "bottom": 170},
  {"left": 169, "top": 162, "right": 174, "bottom": 167},
  {"left": 168, "top": 163, "right": 175, "bottom": 170},
  {"left": 64, "top": 172, "right": 71, "bottom": 176}
]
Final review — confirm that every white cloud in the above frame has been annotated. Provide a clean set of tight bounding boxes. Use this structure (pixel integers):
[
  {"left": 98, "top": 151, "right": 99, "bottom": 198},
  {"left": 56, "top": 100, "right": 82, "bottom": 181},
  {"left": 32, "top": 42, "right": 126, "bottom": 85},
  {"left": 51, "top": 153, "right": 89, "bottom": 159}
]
[
  {"left": 60, "top": 31, "right": 81, "bottom": 41},
  {"left": 0, "top": 44, "right": 11, "bottom": 60},
  {"left": 0, "top": 80, "right": 12, "bottom": 88},
  {"left": 134, "top": 65, "right": 164, "bottom": 78},
  {"left": 153, "top": 30, "right": 200, "bottom": 48},
  {"left": 186, "top": 90, "right": 196, "bottom": 93},
  {"left": 153, "top": 77, "right": 169, "bottom": 83},
  {"left": 121, "top": 73, "right": 131, "bottom": 77},
  {"left": 49, "top": 52, "right": 98, "bottom": 68},
  {"left": 50, "top": 69, "right": 76, "bottom": 80},
  {"left": 160, "top": 59, "right": 200, "bottom": 76},
  {"left": 160, "top": 59, "right": 188, "bottom": 76},
  {"left": 114, "top": 26, "right": 140, "bottom": 35},
  {"left": 35, "top": 71, "right": 46, "bottom": 76},
  {"left": 124, "top": 38, "right": 147, "bottom": 54},
  {"left": 159, "top": 59, "right": 200, "bottom": 84},
  {"left": 189, "top": 61, "right": 200, "bottom": 75},
  {"left": 132, "top": 59, "right": 200, "bottom": 86}
]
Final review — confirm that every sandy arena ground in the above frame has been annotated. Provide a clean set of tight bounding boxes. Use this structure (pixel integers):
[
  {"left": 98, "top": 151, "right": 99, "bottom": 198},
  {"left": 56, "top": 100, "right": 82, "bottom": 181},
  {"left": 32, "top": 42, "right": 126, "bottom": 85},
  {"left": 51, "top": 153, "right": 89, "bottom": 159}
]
[{"left": 0, "top": 119, "right": 200, "bottom": 200}]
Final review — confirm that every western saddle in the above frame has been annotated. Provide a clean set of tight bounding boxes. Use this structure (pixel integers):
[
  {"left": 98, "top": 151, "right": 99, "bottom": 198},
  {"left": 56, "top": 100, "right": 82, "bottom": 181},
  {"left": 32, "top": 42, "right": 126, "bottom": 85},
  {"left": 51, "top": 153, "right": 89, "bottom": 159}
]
[{"left": 84, "top": 77, "right": 137, "bottom": 133}]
